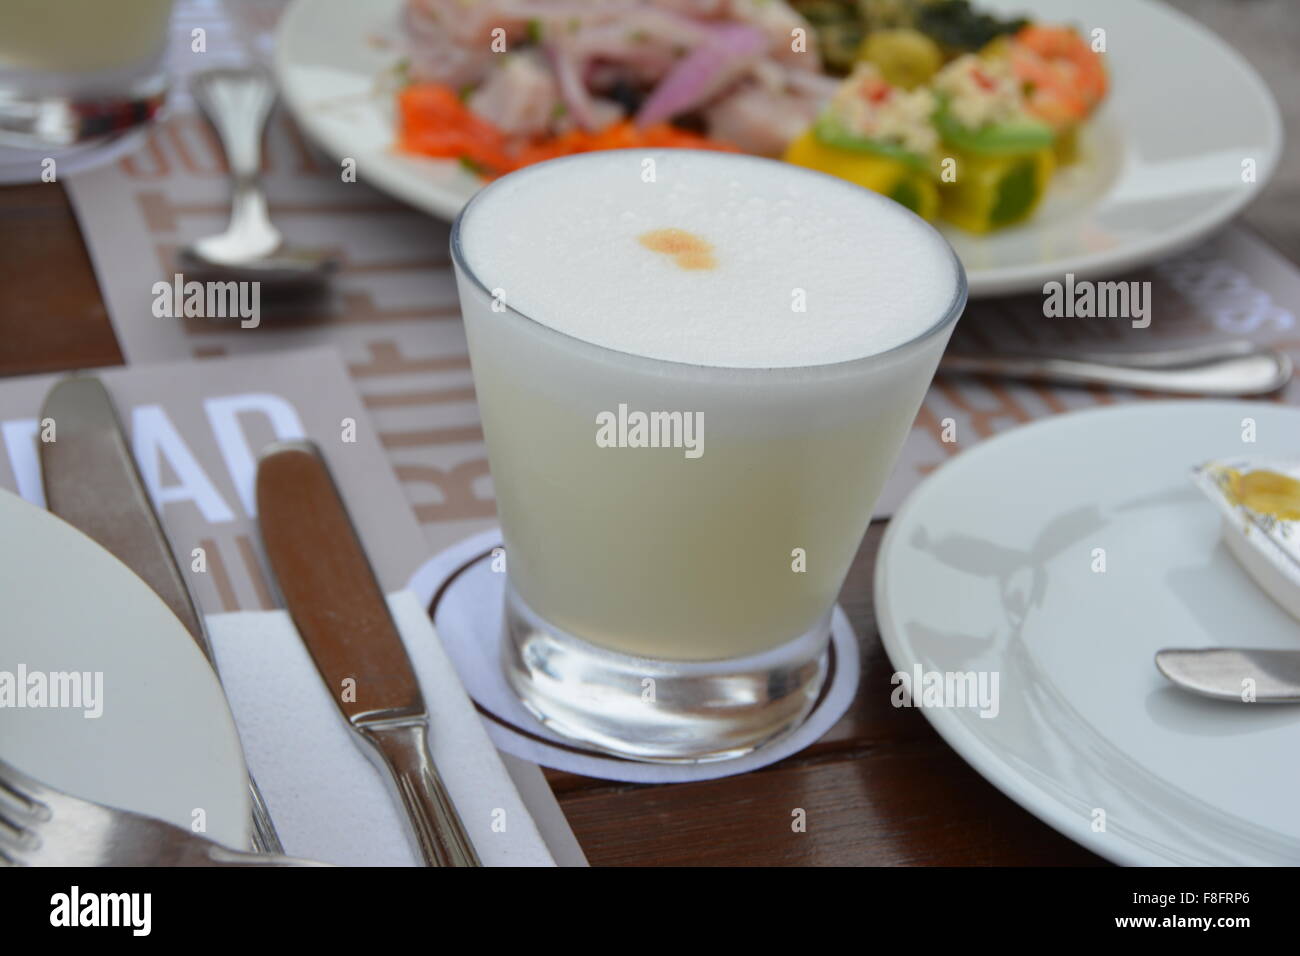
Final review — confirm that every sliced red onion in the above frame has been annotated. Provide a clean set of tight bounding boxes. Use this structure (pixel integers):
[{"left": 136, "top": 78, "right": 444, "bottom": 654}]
[
  {"left": 546, "top": 40, "right": 599, "bottom": 130},
  {"left": 635, "top": 22, "right": 768, "bottom": 128},
  {"left": 781, "top": 67, "right": 841, "bottom": 100}
]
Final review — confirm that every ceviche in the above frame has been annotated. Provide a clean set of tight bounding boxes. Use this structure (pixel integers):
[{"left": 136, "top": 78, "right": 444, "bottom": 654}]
[{"left": 396, "top": 0, "right": 1107, "bottom": 233}]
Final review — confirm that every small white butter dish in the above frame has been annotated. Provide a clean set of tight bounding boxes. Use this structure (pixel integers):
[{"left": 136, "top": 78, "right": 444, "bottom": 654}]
[{"left": 1193, "top": 460, "right": 1300, "bottom": 623}]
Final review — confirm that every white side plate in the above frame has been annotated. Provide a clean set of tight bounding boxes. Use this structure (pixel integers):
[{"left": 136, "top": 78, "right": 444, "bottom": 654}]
[
  {"left": 876, "top": 402, "right": 1300, "bottom": 865},
  {"left": 0, "top": 489, "right": 250, "bottom": 850}
]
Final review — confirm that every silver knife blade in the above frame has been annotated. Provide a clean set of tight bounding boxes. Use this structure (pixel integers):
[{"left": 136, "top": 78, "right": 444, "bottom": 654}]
[
  {"left": 1155, "top": 648, "right": 1300, "bottom": 702},
  {"left": 38, "top": 375, "right": 284, "bottom": 853},
  {"left": 256, "top": 440, "right": 480, "bottom": 866},
  {"left": 40, "top": 376, "right": 208, "bottom": 652}
]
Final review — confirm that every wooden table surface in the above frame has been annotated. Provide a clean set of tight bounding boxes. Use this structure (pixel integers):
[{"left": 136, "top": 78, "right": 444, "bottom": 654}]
[{"left": 2, "top": 0, "right": 1296, "bottom": 867}]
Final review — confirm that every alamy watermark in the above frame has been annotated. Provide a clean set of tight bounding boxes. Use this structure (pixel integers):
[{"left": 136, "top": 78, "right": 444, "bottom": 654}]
[
  {"left": 151, "top": 273, "right": 261, "bottom": 328},
  {"left": 891, "top": 666, "right": 999, "bottom": 719},
  {"left": 0, "top": 665, "right": 103, "bottom": 718},
  {"left": 596, "top": 403, "right": 704, "bottom": 459},
  {"left": 50, "top": 886, "right": 150, "bottom": 936},
  {"left": 1042, "top": 273, "right": 1151, "bottom": 328}
]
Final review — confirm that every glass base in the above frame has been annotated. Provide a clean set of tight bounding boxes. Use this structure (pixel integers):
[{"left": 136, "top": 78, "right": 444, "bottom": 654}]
[
  {"left": 502, "top": 585, "right": 831, "bottom": 763},
  {"left": 0, "top": 73, "right": 166, "bottom": 148}
]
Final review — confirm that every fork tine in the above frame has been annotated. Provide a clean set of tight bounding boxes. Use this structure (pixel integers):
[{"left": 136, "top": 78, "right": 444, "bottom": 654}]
[
  {"left": 0, "top": 756, "right": 39, "bottom": 795},
  {"left": 0, "top": 761, "right": 51, "bottom": 860},
  {"left": 0, "top": 759, "right": 49, "bottom": 822},
  {"left": 0, "top": 756, "right": 329, "bottom": 866},
  {"left": 0, "top": 810, "right": 36, "bottom": 854},
  {"left": 0, "top": 785, "right": 30, "bottom": 822}
]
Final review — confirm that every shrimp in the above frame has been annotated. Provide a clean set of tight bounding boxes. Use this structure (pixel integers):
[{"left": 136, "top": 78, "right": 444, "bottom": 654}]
[{"left": 1009, "top": 25, "right": 1107, "bottom": 128}]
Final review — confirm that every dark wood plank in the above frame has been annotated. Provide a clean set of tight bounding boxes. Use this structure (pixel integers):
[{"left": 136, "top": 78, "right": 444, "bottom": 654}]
[
  {"left": 0, "top": 183, "right": 123, "bottom": 378},
  {"left": 554, "top": 743, "right": 1104, "bottom": 867}
]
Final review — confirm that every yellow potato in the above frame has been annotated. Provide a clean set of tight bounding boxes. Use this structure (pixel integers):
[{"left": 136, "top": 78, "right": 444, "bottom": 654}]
[{"left": 784, "top": 130, "right": 939, "bottom": 220}]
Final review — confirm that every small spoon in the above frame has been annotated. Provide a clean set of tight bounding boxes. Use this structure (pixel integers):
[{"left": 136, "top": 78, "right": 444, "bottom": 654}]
[{"left": 180, "top": 68, "right": 338, "bottom": 287}]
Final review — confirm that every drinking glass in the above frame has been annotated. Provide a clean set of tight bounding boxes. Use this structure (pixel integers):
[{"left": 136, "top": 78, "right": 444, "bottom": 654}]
[
  {"left": 451, "top": 152, "right": 967, "bottom": 761},
  {"left": 0, "top": 0, "right": 174, "bottom": 149}
]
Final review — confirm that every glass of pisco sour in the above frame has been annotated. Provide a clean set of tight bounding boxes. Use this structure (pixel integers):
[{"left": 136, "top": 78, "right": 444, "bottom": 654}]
[{"left": 451, "top": 148, "right": 966, "bottom": 761}]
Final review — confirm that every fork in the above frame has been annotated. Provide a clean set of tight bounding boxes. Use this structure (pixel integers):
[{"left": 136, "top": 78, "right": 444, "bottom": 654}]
[
  {"left": 939, "top": 340, "right": 1292, "bottom": 396},
  {"left": 0, "top": 758, "right": 328, "bottom": 867}
]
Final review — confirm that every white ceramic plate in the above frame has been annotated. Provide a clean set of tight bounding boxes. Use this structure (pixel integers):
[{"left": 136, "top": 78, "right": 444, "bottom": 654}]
[
  {"left": 0, "top": 490, "right": 250, "bottom": 849},
  {"left": 274, "top": 0, "right": 1281, "bottom": 298},
  {"left": 876, "top": 401, "right": 1300, "bottom": 866}
]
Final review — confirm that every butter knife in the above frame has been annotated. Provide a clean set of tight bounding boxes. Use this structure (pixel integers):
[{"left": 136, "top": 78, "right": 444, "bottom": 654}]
[
  {"left": 255, "top": 440, "right": 481, "bottom": 867},
  {"left": 39, "top": 375, "right": 284, "bottom": 853},
  {"left": 1156, "top": 648, "right": 1300, "bottom": 702}
]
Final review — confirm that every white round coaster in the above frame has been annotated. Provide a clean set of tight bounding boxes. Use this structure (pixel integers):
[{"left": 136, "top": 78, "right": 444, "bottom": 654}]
[{"left": 407, "top": 529, "right": 861, "bottom": 784}]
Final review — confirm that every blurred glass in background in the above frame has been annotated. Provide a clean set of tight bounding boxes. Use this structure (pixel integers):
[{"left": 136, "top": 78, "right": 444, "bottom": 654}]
[{"left": 0, "top": 0, "right": 176, "bottom": 148}]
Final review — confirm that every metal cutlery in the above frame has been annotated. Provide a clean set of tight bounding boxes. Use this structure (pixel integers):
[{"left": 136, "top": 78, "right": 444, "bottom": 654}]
[
  {"left": 255, "top": 441, "right": 481, "bottom": 867},
  {"left": 179, "top": 68, "right": 338, "bottom": 286},
  {"left": 39, "top": 375, "right": 284, "bottom": 854},
  {"left": 1156, "top": 647, "right": 1300, "bottom": 702},
  {"left": 940, "top": 339, "right": 1292, "bottom": 396},
  {"left": 0, "top": 758, "right": 325, "bottom": 867}
]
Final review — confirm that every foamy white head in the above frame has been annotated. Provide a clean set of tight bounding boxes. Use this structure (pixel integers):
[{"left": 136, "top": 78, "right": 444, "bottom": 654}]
[{"left": 455, "top": 149, "right": 962, "bottom": 369}]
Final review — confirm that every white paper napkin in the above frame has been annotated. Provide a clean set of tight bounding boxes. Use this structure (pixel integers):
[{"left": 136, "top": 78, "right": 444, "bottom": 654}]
[{"left": 206, "top": 590, "right": 556, "bottom": 866}]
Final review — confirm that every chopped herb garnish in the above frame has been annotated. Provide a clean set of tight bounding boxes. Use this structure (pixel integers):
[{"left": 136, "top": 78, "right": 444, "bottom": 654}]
[
  {"left": 915, "top": 0, "right": 1027, "bottom": 55},
  {"left": 526, "top": 19, "right": 542, "bottom": 44},
  {"left": 392, "top": 56, "right": 411, "bottom": 86}
]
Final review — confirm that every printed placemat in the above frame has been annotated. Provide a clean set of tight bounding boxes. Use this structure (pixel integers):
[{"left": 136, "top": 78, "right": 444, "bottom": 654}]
[
  {"left": 0, "top": 346, "right": 424, "bottom": 609},
  {"left": 0, "top": 346, "right": 585, "bottom": 861}
]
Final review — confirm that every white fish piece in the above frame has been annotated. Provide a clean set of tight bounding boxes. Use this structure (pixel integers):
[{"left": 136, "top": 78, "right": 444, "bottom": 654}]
[{"left": 469, "top": 52, "right": 561, "bottom": 137}]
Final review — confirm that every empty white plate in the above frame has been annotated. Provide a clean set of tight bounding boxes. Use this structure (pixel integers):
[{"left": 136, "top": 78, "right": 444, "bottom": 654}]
[
  {"left": 876, "top": 401, "right": 1300, "bottom": 865},
  {"left": 0, "top": 489, "right": 250, "bottom": 850},
  {"left": 273, "top": 0, "right": 1281, "bottom": 297}
]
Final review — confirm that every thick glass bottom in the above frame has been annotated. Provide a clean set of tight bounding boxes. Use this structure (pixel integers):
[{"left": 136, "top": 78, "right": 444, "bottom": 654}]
[
  {"left": 0, "top": 74, "right": 166, "bottom": 148},
  {"left": 502, "top": 583, "right": 830, "bottom": 762}
]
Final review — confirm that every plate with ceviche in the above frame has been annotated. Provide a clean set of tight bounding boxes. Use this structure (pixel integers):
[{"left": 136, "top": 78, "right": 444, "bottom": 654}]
[{"left": 275, "top": 0, "right": 1281, "bottom": 296}]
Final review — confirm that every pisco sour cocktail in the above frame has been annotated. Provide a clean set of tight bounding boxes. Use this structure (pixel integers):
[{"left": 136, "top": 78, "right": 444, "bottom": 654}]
[{"left": 452, "top": 149, "right": 966, "bottom": 761}]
